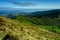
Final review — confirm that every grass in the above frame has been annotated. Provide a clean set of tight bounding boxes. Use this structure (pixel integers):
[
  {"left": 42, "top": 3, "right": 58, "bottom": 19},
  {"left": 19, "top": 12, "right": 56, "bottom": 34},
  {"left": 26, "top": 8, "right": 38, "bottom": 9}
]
[
  {"left": 16, "top": 16, "right": 60, "bottom": 34},
  {"left": 0, "top": 16, "right": 60, "bottom": 40}
]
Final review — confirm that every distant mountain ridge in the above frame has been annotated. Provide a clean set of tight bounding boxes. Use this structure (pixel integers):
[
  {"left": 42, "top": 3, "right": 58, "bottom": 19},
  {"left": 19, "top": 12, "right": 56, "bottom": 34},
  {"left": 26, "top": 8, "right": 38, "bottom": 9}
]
[
  {"left": 0, "top": 9, "right": 60, "bottom": 18},
  {"left": 0, "top": 8, "right": 48, "bottom": 15},
  {"left": 27, "top": 9, "right": 60, "bottom": 18},
  {"left": 0, "top": 7, "right": 57, "bottom": 15}
]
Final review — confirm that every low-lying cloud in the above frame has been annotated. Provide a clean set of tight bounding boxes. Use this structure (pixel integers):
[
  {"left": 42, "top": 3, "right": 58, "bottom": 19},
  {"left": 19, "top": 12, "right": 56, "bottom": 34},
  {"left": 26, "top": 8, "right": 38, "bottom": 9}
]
[{"left": 10, "top": 1, "right": 35, "bottom": 7}]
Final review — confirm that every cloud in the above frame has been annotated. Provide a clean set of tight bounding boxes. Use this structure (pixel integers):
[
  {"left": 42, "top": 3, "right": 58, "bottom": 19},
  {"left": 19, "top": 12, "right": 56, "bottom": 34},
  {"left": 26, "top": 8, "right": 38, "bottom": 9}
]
[{"left": 10, "top": 1, "right": 35, "bottom": 7}]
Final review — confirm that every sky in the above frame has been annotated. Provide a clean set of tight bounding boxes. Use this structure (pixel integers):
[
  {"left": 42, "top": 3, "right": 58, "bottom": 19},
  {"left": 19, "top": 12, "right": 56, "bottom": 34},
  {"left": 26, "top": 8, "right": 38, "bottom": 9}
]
[{"left": 0, "top": 0, "right": 60, "bottom": 9}]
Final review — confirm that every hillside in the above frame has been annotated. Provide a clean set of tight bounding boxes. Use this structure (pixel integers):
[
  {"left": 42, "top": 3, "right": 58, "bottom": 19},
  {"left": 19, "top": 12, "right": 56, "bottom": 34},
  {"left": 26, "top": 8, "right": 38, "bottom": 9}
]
[
  {"left": 16, "top": 16, "right": 60, "bottom": 34},
  {"left": 26, "top": 9, "right": 60, "bottom": 18},
  {"left": 0, "top": 16, "right": 60, "bottom": 40}
]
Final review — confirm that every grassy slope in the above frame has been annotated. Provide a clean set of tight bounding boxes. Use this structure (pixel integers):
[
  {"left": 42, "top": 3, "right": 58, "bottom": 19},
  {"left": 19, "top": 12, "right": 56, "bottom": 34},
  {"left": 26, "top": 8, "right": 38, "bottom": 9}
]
[
  {"left": 15, "top": 16, "right": 60, "bottom": 40},
  {"left": 16, "top": 16, "right": 60, "bottom": 34},
  {"left": 0, "top": 16, "right": 60, "bottom": 40}
]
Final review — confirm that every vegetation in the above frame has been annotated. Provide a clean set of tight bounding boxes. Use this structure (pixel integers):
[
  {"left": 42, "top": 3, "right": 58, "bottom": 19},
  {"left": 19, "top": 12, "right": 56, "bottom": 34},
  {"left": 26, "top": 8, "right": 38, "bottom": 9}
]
[
  {"left": 0, "top": 16, "right": 60, "bottom": 40},
  {"left": 16, "top": 16, "right": 60, "bottom": 34}
]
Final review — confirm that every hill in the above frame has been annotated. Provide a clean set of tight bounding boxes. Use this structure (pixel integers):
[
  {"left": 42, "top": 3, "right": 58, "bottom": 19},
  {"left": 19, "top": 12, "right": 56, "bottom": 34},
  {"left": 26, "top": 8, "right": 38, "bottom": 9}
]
[
  {"left": 5, "top": 9, "right": 60, "bottom": 19},
  {"left": 0, "top": 16, "right": 60, "bottom": 40},
  {"left": 26, "top": 9, "right": 60, "bottom": 18},
  {"left": 16, "top": 16, "right": 60, "bottom": 34}
]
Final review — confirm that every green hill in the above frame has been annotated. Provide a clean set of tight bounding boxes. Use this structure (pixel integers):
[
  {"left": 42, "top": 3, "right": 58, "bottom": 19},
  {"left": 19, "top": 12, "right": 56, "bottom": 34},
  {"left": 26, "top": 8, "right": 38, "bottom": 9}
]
[
  {"left": 0, "top": 16, "right": 60, "bottom": 40},
  {"left": 16, "top": 16, "right": 60, "bottom": 34}
]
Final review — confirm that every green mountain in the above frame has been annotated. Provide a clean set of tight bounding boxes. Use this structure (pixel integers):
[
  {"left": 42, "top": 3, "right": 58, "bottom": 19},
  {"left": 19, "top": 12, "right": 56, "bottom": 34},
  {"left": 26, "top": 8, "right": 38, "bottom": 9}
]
[
  {"left": 16, "top": 16, "right": 60, "bottom": 34},
  {"left": 0, "top": 16, "right": 60, "bottom": 40}
]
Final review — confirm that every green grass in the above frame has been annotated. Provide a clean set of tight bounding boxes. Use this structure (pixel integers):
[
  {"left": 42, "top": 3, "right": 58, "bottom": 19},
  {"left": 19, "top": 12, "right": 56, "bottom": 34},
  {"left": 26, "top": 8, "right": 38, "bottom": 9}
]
[
  {"left": 0, "top": 16, "right": 60, "bottom": 40},
  {"left": 16, "top": 16, "right": 60, "bottom": 34}
]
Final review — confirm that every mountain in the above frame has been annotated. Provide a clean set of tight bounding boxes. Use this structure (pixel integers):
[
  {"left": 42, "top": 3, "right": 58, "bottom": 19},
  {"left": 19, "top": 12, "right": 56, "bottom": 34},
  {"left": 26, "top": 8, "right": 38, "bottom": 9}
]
[
  {"left": 0, "top": 9, "right": 60, "bottom": 40},
  {"left": 0, "top": 8, "right": 60, "bottom": 18},
  {"left": 0, "top": 16, "right": 60, "bottom": 40},
  {"left": 27, "top": 9, "right": 60, "bottom": 18},
  {"left": 16, "top": 16, "right": 60, "bottom": 34},
  {"left": 0, "top": 8, "right": 22, "bottom": 15},
  {"left": 1, "top": 7, "right": 60, "bottom": 16},
  {"left": 2, "top": 9, "right": 60, "bottom": 19},
  {"left": 0, "top": 8, "right": 47, "bottom": 16}
]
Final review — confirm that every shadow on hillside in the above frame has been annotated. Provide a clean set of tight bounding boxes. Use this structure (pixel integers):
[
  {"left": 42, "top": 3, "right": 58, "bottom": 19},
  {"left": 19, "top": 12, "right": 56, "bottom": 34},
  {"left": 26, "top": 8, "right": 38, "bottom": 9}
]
[{"left": 2, "top": 34, "right": 19, "bottom": 40}]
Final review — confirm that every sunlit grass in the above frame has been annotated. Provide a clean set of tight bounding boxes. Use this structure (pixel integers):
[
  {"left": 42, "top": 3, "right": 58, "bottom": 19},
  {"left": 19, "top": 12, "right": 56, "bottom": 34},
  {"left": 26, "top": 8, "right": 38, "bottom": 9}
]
[{"left": 0, "top": 16, "right": 60, "bottom": 40}]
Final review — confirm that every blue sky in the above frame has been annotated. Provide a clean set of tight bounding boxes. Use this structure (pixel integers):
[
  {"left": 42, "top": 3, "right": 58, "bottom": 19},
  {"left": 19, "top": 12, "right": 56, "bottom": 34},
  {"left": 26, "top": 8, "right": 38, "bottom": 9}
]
[{"left": 0, "top": 0, "right": 60, "bottom": 9}]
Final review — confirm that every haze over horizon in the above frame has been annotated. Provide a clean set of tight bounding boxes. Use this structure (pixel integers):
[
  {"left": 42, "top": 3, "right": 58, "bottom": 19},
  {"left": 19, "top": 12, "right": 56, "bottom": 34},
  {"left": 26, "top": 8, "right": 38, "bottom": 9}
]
[{"left": 0, "top": 0, "right": 60, "bottom": 10}]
